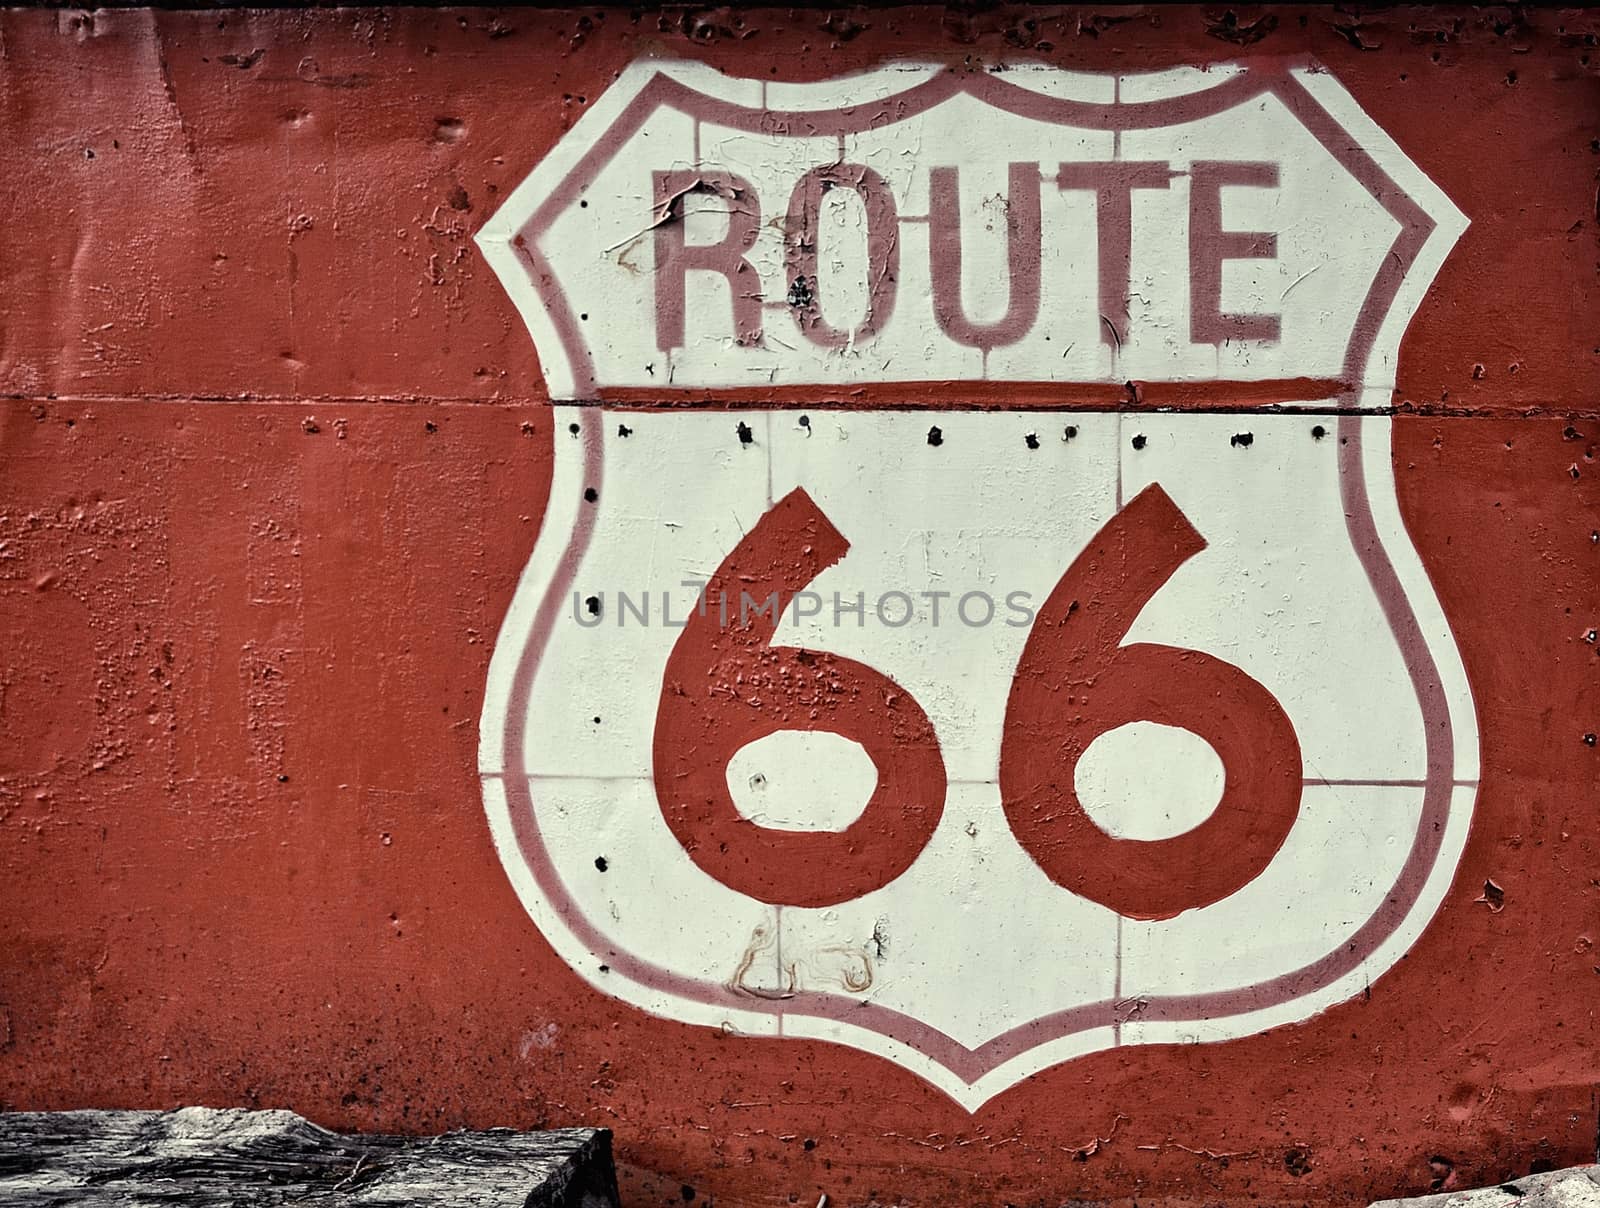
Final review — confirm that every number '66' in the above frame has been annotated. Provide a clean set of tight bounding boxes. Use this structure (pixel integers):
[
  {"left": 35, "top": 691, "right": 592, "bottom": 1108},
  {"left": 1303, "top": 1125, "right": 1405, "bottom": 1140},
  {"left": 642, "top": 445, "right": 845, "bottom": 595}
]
[{"left": 653, "top": 486, "right": 1302, "bottom": 920}]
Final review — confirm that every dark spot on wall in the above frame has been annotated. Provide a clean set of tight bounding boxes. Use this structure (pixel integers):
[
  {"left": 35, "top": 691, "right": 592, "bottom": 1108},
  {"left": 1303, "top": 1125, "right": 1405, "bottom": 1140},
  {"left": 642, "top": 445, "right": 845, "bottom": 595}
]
[
  {"left": 1206, "top": 9, "right": 1278, "bottom": 45},
  {"left": 1024, "top": 432, "right": 1040, "bottom": 450},
  {"left": 1231, "top": 432, "right": 1254, "bottom": 448},
  {"left": 1063, "top": 425, "right": 1078, "bottom": 442},
  {"left": 584, "top": 487, "right": 598, "bottom": 503},
  {"left": 927, "top": 426, "right": 943, "bottom": 447},
  {"left": 1329, "top": 17, "right": 1382, "bottom": 49},
  {"left": 736, "top": 422, "right": 754, "bottom": 446},
  {"left": 1284, "top": 1148, "right": 1312, "bottom": 1178},
  {"left": 569, "top": 422, "right": 581, "bottom": 436},
  {"left": 1312, "top": 424, "right": 1327, "bottom": 440},
  {"left": 870, "top": 917, "right": 889, "bottom": 960},
  {"left": 1131, "top": 434, "right": 1147, "bottom": 450},
  {"left": 1429, "top": 1155, "right": 1455, "bottom": 1190},
  {"left": 822, "top": 11, "right": 866, "bottom": 42},
  {"left": 617, "top": 423, "right": 632, "bottom": 438},
  {"left": 594, "top": 856, "right": 608, "bottom": 872},
  {"left": 584, "top": 595, "right": 601, "bottom": 617}
]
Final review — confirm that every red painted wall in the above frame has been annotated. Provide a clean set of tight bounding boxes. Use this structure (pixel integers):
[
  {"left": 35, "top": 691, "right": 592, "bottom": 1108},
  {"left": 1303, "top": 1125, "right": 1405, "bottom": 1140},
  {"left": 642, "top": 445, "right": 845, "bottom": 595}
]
[{"left": 1, "top": 7, "right": 1597, "bottom": 1205}]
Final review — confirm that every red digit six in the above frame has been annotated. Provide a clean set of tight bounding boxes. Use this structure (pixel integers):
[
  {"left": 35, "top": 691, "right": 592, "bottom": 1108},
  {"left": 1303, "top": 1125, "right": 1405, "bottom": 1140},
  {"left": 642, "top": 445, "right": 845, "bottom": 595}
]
[
  {"left": 653, "top": 488, "right": 947, "bottom": 908},
  {"left": 999, "top": 483, "right": 1303, "bottom": 920}
]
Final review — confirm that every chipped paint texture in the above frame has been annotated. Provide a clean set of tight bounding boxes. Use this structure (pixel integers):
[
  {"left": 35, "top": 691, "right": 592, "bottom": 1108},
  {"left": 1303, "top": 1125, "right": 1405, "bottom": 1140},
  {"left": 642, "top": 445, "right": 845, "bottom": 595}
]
[{"left": 1, "top": 7, "right": 1598, "bottom": 1208}]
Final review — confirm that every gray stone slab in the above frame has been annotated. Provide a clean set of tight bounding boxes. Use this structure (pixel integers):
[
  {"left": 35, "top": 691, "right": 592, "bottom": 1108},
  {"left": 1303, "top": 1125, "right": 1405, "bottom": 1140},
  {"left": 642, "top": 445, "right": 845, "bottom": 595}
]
[
  {"left": 1371, "top": 1166, "right": 1600, "bottom": 1208},
  {"left": 0, "top": 1107, "right": 619, "bottom": 1207}
]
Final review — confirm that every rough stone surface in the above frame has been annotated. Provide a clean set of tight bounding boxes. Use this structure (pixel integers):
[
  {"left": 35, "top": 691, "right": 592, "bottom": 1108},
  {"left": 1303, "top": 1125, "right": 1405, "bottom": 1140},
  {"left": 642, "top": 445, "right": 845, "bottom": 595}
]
[
  {"left": 1371, "top": 1167, "right": 1600, "bottom": 1208},
  {"left": 0, "top": 1107, "right": 619, "bottom": 1207}
]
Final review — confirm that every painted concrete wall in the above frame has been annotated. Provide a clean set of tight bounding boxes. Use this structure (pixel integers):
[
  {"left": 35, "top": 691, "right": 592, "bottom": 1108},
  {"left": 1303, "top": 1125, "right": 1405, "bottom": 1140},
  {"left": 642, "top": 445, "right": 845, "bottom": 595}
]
[{"left": 1, "top": 6, "right": 1596, "bottom": 1206}]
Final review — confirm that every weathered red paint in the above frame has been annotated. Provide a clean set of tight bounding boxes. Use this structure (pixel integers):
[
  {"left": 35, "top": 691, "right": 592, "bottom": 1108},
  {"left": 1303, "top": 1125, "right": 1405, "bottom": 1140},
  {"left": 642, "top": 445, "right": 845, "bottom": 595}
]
[{"left": 0, "top": 6, "right": 1597, "bottom": 1206}]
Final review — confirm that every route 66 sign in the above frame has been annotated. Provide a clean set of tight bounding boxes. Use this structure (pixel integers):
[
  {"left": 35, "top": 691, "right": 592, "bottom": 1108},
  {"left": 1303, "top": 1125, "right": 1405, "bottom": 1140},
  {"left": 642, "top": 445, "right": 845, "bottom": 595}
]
[{"left": 475, "top": 58, "right": 1478, "bottom": 1109}]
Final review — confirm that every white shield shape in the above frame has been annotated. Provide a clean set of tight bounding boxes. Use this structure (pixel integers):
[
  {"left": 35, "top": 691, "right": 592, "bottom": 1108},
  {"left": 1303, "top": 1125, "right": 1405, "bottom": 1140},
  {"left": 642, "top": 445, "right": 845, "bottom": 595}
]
[{"left": 476, "top": 58, "right": 1477, "bottom": 1110}]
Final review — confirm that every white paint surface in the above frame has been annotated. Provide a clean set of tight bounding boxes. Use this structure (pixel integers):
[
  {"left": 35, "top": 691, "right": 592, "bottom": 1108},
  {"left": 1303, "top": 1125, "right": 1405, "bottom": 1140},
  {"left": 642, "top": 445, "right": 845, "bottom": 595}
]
[
  {"left": 1075, "top": 722, "right": 1225, "bottom": 841},
  {"left": 726, "top": 732, "right": 878, "bottom": 832}
]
